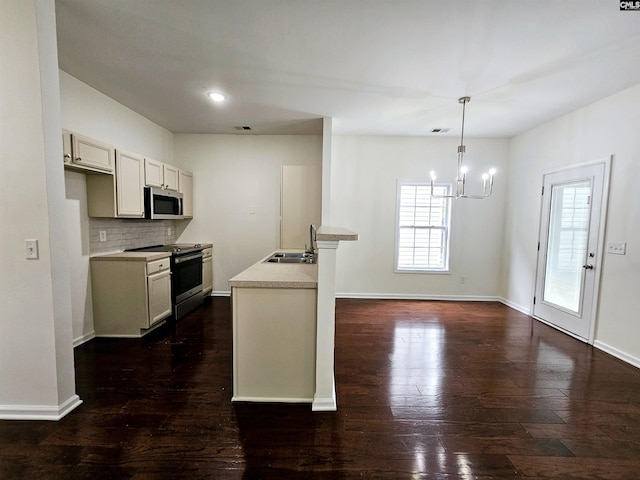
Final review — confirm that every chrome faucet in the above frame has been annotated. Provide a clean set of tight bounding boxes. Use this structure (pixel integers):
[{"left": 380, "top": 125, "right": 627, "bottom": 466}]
[{"left": 306, "top": 224, "right": 317, "bottom": 255}]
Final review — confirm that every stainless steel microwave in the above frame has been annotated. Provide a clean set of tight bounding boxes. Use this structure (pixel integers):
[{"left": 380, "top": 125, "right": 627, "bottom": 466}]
[{"left": 144, "top": 187, "right": 184, "bottom": 219}]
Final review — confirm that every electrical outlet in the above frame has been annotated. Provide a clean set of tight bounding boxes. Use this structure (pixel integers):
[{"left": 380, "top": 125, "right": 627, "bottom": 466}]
[
  {"left": 99, "top": 231, "right": 107, "bottom": 242},
  {"left": 25, "top": 239, "right": 39, "bottom": 259},
  {"left": 167, "top": 227, "right": 172, "bottom": 236},
  {"left": 459, "top": 275, "right": 466, "bottom": 284},
  {"left": 249, "top": 205, "right": 256, "bottom": 215},
  {"left": 606, "top": 242, "right": 626, "bottom": 255}
]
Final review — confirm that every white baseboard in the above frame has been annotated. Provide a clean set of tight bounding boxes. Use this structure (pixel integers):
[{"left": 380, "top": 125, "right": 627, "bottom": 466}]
[
  {"left": 497, "top": 297, "right": 532, "bottom": 315},
  {"left": 313, "top": 382, "right": 337, "bottom": 412},
  {"left": 594, "top": 341, "right": 640, "bottom": 369},
  {"left": 312, "top": 396, "right": 337, "bottom": 412},
  {"left": 0, "top": 394, "right": 82, "bottom": 421},
  {"left": 212, "top": 290, "right": 231, "bottom": 297},
  {"left": 73, "top": 331, "right": 95, "bottom": 348},
  {"left": 336, "top": 292, "right": 501, "bottom": 302},
  {"left": 231, "top": 396, "right": 312, "bottom": 403}
]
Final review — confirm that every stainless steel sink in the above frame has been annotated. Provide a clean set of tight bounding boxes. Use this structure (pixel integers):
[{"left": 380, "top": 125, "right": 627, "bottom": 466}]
[{"left": 264, "top": 252, "right": 315, "bottom": 264}]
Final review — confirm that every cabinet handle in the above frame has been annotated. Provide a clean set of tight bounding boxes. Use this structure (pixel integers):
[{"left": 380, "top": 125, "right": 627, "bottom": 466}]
[
  {"left": 63, "top": 154, "right": 71, "bottom": 159},
  {"left": 75, "top": 157, "right": 82, "bottom": 162}
]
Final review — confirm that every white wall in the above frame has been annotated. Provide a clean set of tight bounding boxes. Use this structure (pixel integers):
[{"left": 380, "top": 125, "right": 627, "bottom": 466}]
[
  {"left": 0, "top": 0, "right": 80, "bottom": 419},
  {"left": 330, "top": 136, "right": 509, "bottom": 298},
  {"left": 173, "top": 134, "right": 323, "bottom": 293},
  {"left": 503, "top": 82, "right": 640, "bottom": 365},
  {"left": 60, "top": 71, "right": 175, "bottom": 343}
]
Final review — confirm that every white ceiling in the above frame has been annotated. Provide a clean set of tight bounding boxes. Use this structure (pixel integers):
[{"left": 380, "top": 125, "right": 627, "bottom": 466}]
[{"left": 55, "top": 0, "right": 640, "bottom": 137}]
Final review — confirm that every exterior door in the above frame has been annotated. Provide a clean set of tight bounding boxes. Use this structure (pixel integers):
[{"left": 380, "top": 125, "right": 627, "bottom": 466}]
[{"left": 533, "top": 160, "right": 609, "bottom": 341}]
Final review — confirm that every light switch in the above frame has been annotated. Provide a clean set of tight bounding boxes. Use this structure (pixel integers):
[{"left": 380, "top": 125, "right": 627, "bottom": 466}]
[
  {"left": 25, "top": 239, "right": 39, "bottom": 259},
  {"left": 249, "top": 205, "right": 256, "bottom": 215},
  {"left": 99, "top": 231, "right": 107, "bottom": 242},
  {"left": 606, "top": 242, "right": 626, "bottom": 255}
]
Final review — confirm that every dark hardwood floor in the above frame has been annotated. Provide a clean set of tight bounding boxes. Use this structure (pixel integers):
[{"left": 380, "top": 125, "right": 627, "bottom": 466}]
[{"left": 2, "top": 298, "right": 640, "bottom": 479}]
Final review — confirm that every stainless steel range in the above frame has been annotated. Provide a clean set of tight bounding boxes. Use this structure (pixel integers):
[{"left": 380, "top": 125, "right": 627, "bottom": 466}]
[{"left": 127, "top": 244, "right": 204, "bottom": 319}]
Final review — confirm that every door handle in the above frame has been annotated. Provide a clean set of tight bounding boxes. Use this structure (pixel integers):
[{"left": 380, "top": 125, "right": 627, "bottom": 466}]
[{"left": 583, "top": 264, "right": 594, "bottom": 270}]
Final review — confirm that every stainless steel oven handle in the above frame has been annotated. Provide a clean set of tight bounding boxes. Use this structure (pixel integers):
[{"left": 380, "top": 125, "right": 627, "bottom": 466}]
[{"left": 174, "top": 252, "right": 203, "bottom": 264}]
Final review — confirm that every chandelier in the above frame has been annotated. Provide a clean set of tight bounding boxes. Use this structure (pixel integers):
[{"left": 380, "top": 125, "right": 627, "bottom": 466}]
[{"left": 430, "top": 96, "right": 495, "bottom": 199}]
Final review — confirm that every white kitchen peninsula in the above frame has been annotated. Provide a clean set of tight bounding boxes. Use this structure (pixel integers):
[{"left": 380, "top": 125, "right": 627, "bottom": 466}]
[
  {"left": 229, "top": 252, "right": 318, "bottom": 403},
  {"left": 229, "top": 226, "right": 358, "bottom": 409}
]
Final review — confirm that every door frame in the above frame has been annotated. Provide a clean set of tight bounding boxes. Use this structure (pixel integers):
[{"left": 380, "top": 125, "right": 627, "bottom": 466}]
[{"left": 531, "top": 156, "right": 612, "bottom": 344}]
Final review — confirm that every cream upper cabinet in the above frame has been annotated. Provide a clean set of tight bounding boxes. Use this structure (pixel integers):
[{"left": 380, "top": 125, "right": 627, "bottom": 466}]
[
  {"left": 163, "top": 164, "right": 179, "bottom": 191},
  {"left": 144, "top": 158, "right": 164, "bottom": 188},
  {"left": 87, "top": 150, "right": 144, "bottom": 218},
  {"left": 70, "top": 132, "right": 115, "bottom": 173},
  {"left": 116, "top": 150, "right": 144, "bottom": 217},
  {"left": 144, "top": 158, "right": 179, "bottom": 191},
  {"left": 179, "top": 169, "right": 194, "bottom": 218}
]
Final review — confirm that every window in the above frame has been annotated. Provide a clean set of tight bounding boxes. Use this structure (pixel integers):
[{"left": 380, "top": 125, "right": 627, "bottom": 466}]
[{"left": 396, "top": 182, "right": 451, "bottom": 272}]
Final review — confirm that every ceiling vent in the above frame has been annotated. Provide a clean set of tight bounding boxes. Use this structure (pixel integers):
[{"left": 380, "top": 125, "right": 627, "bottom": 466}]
[
  {"left": 234, "top": 126, "right": 252, "bottom": 131},
  {"left": 431, "top": 128, "right": 451, "bottom": 133}
]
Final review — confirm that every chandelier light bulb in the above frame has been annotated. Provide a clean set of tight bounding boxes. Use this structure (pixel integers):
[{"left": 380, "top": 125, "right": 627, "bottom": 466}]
[{"left": 482, "top": 173, "right": 489, "bottom": 181}]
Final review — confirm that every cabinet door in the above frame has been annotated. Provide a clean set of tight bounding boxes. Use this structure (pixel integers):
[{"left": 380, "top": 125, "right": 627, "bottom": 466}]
[
  {"left": 116, "top": 150, "right": 144, "bottom": 217},
  {"left": 144, "top": 158, "right": 164, "bottom": 188},
  {"left": 179, "top": 169, "right": 194, "bottom": 218},
  {"left": 202, "top": 256, "right": 213, "bottom": 295},
  {"left": 71, "top": 133, "right": 114, "bottom": 173},
  {"left": 62, "top": 130, "right": 72, "bottom": 166},
  {"left": 163, "top": 164, "right": 179, "bottom": 191},
  {"left": 147, "top": 269, "right": 172, "bottom": 326}
]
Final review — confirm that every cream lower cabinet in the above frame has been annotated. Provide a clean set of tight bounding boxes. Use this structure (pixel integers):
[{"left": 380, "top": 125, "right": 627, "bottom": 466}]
[
  {"left": 202, "top": 247, "right": 213, "bottom": 296},
  {"left": 91, "top": 255, "right": 172, "bottom": 337},
  {"left": 232, "top": 287, "right": 317, "bottom": 403}
]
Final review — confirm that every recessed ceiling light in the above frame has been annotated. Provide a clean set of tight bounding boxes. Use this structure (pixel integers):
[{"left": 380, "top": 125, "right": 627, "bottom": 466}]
[{"left": 207, "top": 92, "right": 226, "bottom": 102}]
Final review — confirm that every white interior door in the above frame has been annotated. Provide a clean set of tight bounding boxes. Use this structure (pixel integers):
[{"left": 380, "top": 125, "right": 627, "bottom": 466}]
[
  {"left": 280, "top": 165, "right": 321, "bottom": 249},
  {"left": 533, "top": 160, "right": 609, "bottom": 341}
]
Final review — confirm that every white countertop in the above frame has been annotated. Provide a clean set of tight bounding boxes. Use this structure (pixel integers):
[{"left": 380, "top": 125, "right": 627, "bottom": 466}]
[
  {"left": 316, "top": 226, "right": 359, "bottom": 242},
  {"left": 229, "top": 251, "right": 317, "bottom": 289}
]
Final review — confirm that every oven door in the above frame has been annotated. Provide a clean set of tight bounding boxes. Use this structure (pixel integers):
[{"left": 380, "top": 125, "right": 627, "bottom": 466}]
[{"left": 173, "top": 252, "right": 203, "bottom": 304}]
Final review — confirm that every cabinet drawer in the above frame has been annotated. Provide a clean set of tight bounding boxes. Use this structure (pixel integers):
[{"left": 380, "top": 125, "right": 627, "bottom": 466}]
[{"left": 147, "top": 258, "right": 170, "bottom": 275}]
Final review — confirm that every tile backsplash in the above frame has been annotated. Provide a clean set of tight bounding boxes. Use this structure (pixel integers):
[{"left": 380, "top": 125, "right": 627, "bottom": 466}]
[{"left": 89, "top": 218, "right": 177, "bottom": 254}]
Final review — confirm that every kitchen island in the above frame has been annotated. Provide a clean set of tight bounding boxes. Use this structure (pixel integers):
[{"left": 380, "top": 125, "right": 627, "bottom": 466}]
[{"left": 229, "top": 251, "right": 317, "bottom": 403}]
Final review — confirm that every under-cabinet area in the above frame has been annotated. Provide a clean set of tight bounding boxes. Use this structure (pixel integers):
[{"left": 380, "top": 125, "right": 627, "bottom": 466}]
[{"left": 90, "top": 253, "right": 172, "bottom": 337}]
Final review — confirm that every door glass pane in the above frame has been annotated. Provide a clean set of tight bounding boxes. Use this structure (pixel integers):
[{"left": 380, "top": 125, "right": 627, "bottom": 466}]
[{"left": 543, "top": 181, "right": 591, "bottom": 313}]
